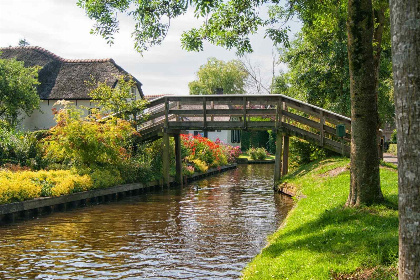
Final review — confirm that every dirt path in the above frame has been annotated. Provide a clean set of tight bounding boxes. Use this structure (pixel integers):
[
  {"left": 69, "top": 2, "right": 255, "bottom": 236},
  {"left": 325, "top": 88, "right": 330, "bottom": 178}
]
[{"left": 383, "top": 153, "right": 398, "bottom": 166}]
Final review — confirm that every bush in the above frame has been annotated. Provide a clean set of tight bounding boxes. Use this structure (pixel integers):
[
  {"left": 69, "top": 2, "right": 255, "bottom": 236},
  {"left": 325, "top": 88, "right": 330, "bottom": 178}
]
[
  {"left": 191, "top": 158, "right": 209, "bottom": 173},
  {"left": 289, "top": 138, "right": 336, "bottom": 167},
  {"left": 391, "top": 129, "right": 397, "bottom": 144},
  {"left": 118, "top": 154, "right": 154, "bottom": 184},
  {"left": 241, "top": 130, "right": 270, "bottom": 151},
  {"left": 42, "top": 102, "right": 136, "bottom": 169},
  {"left": 248, "top": 147, "right": 268, "bottom": 160},
  {"left": 0, "top": 127, "right": 43, "bottom": 169},
  {"left": 388, "top": 144, "right": 397, "bottom": 156},
  {"left": 0, "top": 169, "right": 93, "bottom": 204},
  {"left": 183, "top": 165, "right": 195, "bottom": 176}
]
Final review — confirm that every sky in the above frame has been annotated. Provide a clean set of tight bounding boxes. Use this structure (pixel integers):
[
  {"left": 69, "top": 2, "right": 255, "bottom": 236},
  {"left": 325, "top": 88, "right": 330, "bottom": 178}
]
[{"left": 0, "top": 0, "right": 301, "bottom": 96}]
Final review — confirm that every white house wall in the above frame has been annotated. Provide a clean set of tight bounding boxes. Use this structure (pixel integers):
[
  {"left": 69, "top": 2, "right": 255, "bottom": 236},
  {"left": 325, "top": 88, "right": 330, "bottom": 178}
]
[
  {"left": 185, "top": 129, "right": 241, "bottom": 147},
  {"left": 19, "top": 100, "right": 96, "bottom": 131}
]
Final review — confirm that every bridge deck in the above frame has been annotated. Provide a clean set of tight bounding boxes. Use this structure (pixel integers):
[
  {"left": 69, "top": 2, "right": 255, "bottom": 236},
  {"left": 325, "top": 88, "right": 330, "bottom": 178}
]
[{"left": 138, "top": 94, "right": 351, "bottom": 156}]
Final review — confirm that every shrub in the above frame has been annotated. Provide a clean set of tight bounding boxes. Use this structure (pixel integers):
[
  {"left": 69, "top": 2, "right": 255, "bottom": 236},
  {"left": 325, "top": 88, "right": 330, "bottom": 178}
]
[
  {"left": 89, "top": 168, "right": 123, "bottom": 189},
  {"left": 183, "top": 165, "right": 195, "bottom": 176},
  {"left": 0, "top": 127, "right": 43, "bottom": 168},
  {"left": 248, "top": 147, "right": 268, "bottom": 160},
  {"left": 388, "top": 144, "right": 397, "bottom": 156},
  {"left": 118, "top": 154, "right": 154, "bottom": 183},
  {"left": 391, "top": 129, "right": 397, "bottom": 144},
  {"left": 43, "top": 102, "right": 136, "bottom": 169},
  {"left": 0, "top": 169, "right": 94, "bottom": 204},
  {"left": 289, "top": 138, "right": 336, "bottom": 167},
  {"left": 240, "top": 130, "right": 270, "bottom": 151},
  {"left": 191, "top": 158, "right": 209, "bottom": 173}
]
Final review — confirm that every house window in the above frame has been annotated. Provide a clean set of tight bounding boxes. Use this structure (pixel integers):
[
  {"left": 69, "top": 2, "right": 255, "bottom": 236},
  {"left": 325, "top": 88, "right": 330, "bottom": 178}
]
[{"left": 194, "top": 131, "right": 205, "bottom": 137}]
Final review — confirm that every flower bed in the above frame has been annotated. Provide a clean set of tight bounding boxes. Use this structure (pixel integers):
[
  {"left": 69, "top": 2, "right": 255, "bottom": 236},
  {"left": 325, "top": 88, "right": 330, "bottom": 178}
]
[{"left": 180, "top": 134, "right": 241, "bottom": 175}]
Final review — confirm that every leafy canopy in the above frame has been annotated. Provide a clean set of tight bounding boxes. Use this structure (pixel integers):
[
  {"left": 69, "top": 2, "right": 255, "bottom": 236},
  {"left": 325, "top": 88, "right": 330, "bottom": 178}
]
[
  {"left": 189, "top": 57, "right": 248, "bottom": 95},
  {"left": 77, "top": 0, "right": 289, "bottom": 55},
  {"left": 272, "top": 0, "right": 394, "bottom": 124},
  {"left": 0, "top": 57, "right": 40, "bottom": 128}
]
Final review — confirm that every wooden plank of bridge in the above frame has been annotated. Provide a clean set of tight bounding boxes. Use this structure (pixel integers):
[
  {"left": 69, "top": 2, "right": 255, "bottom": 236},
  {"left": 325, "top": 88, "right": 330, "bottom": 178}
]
[
  {"left": 282, "top": 135, "right": 289, "bottom": 176},
  {"left": 274, "top": 130, "right": 283, "bottom": 183},
  {"left": 320, "top": 111, "right": 325, "bottom": 146},
  {"left": 162, "top": 132, "right": 170, "bottom": 187},
  {"left": 203, "top": 98, "right": 207, "bottom": 129},
  {"left": 174, "top": 133, "right": 183, "bottom": 187},
  {"left": 163, "top": 97, "right": 171, "bottom": 187},
  {"left": 243, "top": 97, "right": 247, "bottom": 129}
]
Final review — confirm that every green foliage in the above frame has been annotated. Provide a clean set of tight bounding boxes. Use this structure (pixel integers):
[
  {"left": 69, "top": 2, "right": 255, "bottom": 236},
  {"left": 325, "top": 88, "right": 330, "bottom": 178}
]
[
  {"left": 390, "top": 129, "right": 397, "bottom": 143},
  {"left": 18, "top": 38, "right": 30, "bottom": 47},
  {"left": 77, "top": 0, "right": 290, "bottom": 55},
  {"left": 241, "top": 130, "right": 270, "bottom": 151},
  {"left": 0, "top": 56, "right": 40, "bottom": 127},
  {"left": 243, "top": 158, "right": 398, "bottom": 279},
  {"left": 248, "top": 147, "right": 268, "bottom": 160},
  {"left": 86, "top": 75, "right": 147, "bottom": 124},
  {"left": 0, "top": 127, "right": 43, "bottom": 168},
  {"left": 387, "top": 144, "right": 397, "bottom": 156},
  {"left": 43, "top": 101, "right": 136, "bottom": 169},
  {"left": 273, "top": 0, "right": 394, "bottom": 124},
  {"left": 189, "top": 58, "right": 248, "bottom": 95},
  {"left": 267, "top": 130, "right": 276, "bottom": 154},
  {"left": 289, "top": 138, "right": 335, "bottom": 168},
  {"left": 87, "top": 167, "right": 123, "bottom": 189}
]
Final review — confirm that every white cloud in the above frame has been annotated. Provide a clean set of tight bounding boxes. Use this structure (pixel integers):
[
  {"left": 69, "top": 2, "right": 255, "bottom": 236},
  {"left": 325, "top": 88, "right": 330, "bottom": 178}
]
[{"left": 0, "top": 0, "right": 300, "bottom": 95}]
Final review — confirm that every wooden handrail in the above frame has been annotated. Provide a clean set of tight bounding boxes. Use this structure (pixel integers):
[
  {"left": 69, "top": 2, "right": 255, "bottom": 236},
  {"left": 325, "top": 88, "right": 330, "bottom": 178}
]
[{"left": 138, "top": 94, "right": 353, "bottom": 153}]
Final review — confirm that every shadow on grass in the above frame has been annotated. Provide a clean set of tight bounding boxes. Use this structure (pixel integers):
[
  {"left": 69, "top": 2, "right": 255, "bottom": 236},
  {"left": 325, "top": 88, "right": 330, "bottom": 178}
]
[
  {"left": 283, "top": 157, "right": 346, "bottom": 181},
  {"left": 262, "top": 204, "right": 398, "bottom": 268}
]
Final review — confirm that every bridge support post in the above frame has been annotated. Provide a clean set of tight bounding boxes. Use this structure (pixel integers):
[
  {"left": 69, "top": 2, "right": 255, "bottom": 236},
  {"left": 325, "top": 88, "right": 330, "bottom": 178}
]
[
  {"left": 162, "top": 131, "right": 170, "bottom": 187},
  {"left": 174, "top": 133, "right": 183, "bottom": 187},
  {"left": 274, "top": 130, "right": 283, "bottom": 183},
  {"left": 282, "top": 134, "right": 289, "bottom": 176}
]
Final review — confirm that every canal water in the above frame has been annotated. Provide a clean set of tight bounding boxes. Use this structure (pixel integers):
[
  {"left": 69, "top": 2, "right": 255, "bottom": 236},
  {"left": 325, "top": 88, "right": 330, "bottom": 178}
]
[{"left": 0, "top": 164, "right": 293, "bottom": 279}]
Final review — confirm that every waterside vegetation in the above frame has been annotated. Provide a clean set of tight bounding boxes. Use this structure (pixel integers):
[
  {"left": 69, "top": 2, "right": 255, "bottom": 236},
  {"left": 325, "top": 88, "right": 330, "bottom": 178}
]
[
  {"left": 242, "top": 158, "right": 398, "bottom": 280},
  {"left": 0, "top": 104, "right": 241, "bottom": 205}
]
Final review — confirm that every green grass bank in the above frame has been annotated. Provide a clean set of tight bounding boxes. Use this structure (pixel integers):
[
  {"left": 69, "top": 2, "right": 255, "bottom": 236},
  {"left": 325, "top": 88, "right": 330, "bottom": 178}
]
[{"left": 242, "top": 158, "right": 398, "bottom": 280}]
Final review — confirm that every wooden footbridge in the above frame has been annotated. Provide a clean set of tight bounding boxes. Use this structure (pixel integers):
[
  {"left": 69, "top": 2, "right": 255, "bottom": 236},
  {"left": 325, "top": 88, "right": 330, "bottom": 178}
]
[{"left": 137, "top": 94, "right": 354, "bottom": 186}]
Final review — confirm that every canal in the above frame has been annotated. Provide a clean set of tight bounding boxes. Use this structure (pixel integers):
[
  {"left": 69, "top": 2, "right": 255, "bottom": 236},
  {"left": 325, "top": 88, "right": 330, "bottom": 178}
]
[{"left": 0, "top": 164, "right": 294, "bottom": 279}]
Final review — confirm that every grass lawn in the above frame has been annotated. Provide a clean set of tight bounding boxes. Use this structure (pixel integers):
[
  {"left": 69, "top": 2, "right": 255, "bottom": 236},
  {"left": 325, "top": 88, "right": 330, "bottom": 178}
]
[
  {"left": 238, "top": 153, "right": 275, "bottom": 161},
  {"left": 242, "top": 157, "right": 399, "bottom": 280}
]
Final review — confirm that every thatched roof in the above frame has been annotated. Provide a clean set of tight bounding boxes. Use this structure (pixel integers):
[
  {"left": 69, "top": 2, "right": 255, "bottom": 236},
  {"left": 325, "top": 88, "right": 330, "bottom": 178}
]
[{"left": 0, "top": 46, "right": 143, "bottom": 100}]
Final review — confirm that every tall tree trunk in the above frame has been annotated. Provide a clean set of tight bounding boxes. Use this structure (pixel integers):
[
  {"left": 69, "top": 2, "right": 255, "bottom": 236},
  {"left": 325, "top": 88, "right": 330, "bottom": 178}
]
[
  {"left": 373, "top": 7, "right": 386, "bottom": 128},
  {"left": 346, "top": 0, "right": 383, "bottom": 206},
  {"left": 390, "top": 0, "right": 420, "bottom": 279}
]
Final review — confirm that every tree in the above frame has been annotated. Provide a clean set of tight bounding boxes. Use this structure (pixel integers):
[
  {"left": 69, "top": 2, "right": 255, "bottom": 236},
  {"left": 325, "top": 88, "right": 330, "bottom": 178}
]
[
  {"left": 86, "top": 75, "right": 147, "bottom": 124},
  {"left": 79, "top": 0, "right": 385, "bottom": 205},
  {"left": 18, "top": 38, "right": 30, "bottom": 47},
  {"left": 272, "top": 1, "right": 393, "bottom": 122},
  {"left": 346, "top": 0, "right": 383, "bottom": 206},
  {"left": 0, "top": 57, "right": 40, "bottom": 128},
  {"left": 77, "top": 0, "right": 289, "bottom": 55},
  {"left": 390, "top": 0, "right": 420, "bottom": 278},
  {"left": 188, "top": 58, "right": 248, "bottom": 95}
]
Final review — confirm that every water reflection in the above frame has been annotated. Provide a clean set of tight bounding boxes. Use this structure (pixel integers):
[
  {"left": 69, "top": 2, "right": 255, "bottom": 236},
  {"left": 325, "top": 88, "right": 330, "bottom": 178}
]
[{"left": 0, "top": 164, "right": 293, "bottom": 279}]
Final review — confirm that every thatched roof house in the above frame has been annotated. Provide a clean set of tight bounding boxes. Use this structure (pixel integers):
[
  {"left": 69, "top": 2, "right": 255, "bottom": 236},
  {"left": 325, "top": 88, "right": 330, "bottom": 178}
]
[{"left": 0, "top": 46, "right": 143, "bottom": 100}]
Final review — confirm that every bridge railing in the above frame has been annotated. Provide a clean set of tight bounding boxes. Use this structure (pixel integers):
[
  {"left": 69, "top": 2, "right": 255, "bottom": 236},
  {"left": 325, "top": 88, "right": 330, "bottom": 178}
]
[{"left": 139, "top": 94, "right": 351, "bottom": 155}]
